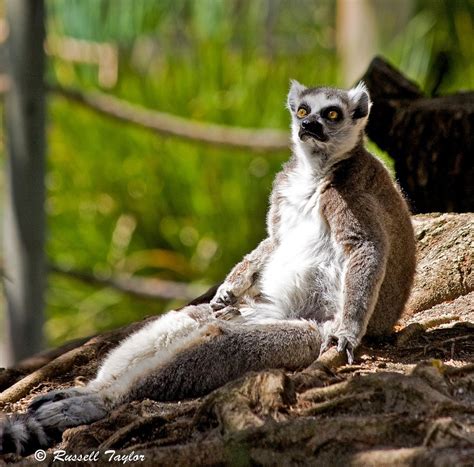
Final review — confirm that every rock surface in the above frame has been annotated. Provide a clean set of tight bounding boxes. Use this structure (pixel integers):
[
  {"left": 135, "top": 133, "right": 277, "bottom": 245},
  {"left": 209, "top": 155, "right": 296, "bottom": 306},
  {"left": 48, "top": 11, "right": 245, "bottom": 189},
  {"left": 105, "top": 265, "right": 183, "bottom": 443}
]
[{"left": 406, "top": 213, "right": 473, "bottom": 315}]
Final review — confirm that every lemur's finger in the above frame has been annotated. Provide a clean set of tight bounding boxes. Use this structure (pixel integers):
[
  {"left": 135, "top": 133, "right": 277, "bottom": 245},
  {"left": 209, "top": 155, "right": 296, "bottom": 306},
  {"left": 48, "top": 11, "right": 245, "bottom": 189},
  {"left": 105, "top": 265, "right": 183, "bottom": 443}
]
[
  {"left": 210, "top": 288, "right": 237, "bottom": 310},
  {"left": 319, "top": 336, "right": 334, "bottom": 356},
  {"left": 336, "top": 337, "right": 346, "bottom": 353},
  {"left": 336, "top": 337, "right": 355, "bottom": 365},
  {"left": 210, "top": 299, "right": 226, "bottom": 310},
  {"left": 346, "top": 347, "right": 354, "bottom": 365}
]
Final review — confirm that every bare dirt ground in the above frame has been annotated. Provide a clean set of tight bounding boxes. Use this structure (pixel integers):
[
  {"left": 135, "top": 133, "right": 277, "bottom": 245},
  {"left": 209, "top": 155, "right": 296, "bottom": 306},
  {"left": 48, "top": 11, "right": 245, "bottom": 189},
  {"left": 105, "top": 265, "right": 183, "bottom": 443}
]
[{"left": 0, "top": 213, "right": 473, "bottom": 466}]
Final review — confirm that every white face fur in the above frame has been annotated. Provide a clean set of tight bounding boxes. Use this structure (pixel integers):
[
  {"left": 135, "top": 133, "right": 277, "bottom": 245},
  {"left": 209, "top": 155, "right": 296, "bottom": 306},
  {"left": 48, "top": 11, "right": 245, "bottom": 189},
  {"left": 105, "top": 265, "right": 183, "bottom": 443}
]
[{"left": 287, "top": 80, "right": 372, "bottom": 170}]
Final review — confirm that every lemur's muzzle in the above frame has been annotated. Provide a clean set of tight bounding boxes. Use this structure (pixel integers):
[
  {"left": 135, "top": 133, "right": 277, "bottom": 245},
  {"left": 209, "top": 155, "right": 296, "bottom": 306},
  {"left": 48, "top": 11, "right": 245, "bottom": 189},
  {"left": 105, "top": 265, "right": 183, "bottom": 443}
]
[{"left": 299, "top": 118, "right": 327, "bottom": 142}]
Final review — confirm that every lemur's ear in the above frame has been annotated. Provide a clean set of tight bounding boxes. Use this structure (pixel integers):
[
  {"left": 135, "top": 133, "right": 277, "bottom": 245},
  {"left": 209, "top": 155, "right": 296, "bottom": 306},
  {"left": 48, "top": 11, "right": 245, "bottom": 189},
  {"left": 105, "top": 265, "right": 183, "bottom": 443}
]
[
  {"left": 287, "top": 79, "right": 306, "bottom": 111},
  {"left": 348, "top": 81, "right": 372, "bottom": 120}
]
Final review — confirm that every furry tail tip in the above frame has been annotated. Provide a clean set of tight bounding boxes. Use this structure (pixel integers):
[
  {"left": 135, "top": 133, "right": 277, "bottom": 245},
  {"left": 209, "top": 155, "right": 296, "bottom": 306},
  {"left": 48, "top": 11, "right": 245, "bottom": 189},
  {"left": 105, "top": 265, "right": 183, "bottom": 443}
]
[{"left": 0, "top": 413, "right": 48, "bottom": 455}]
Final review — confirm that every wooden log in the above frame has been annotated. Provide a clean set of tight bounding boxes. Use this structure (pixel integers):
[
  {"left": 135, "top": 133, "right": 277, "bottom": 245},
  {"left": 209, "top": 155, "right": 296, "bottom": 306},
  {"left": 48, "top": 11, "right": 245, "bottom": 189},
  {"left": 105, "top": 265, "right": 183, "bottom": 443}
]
[{"left": 361, "top": 57, "right": 474, "bottom": 213}]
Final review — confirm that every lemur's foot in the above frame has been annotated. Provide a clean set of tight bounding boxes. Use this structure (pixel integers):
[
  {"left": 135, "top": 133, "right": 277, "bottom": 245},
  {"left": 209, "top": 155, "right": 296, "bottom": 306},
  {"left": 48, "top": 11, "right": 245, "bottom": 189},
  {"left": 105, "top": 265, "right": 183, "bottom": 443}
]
[
  {"left": 33, "top": 395, "right": 107, "bottom": 431},
  {"left": 28, "top": 388, "right": 86, "bottom": 413},
  {"left": 213, "top": 305, "right": 241, "bottom": 321}
]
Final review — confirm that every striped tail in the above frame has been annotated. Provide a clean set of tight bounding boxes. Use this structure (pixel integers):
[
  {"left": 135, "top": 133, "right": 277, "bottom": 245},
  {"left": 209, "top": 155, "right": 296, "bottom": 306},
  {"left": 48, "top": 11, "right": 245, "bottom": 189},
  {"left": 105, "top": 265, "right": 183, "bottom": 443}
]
[
  {"left": 0, "top": 392, "right": 107, "bottom": 455},
  {"left": 0, "top": 413, "right": 50, "bottom": 455}
]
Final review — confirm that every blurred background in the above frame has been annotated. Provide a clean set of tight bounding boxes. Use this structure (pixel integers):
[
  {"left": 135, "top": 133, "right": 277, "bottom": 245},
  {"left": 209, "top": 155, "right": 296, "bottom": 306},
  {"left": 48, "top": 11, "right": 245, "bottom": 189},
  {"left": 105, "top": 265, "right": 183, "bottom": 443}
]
[{"left": 0, "top": 0, "right": 472, "bottom": 358}]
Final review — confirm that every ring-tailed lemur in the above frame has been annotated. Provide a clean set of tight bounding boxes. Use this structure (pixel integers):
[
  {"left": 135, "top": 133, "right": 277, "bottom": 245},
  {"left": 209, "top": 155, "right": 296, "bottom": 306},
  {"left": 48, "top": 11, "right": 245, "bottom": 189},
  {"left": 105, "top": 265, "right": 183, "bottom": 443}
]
[{"left": 0, "top": 81, "right": 416, "bottom": 455}]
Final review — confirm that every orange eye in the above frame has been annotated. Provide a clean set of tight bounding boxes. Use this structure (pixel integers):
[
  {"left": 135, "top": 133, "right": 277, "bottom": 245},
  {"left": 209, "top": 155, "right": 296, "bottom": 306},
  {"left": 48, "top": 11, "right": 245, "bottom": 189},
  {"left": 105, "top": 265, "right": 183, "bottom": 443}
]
[
  {"left": 328, "top": 110, "right": 339, "bottom": 120},
  {"left": 297, "top": 108, "right": 308, "bottom": 118}
]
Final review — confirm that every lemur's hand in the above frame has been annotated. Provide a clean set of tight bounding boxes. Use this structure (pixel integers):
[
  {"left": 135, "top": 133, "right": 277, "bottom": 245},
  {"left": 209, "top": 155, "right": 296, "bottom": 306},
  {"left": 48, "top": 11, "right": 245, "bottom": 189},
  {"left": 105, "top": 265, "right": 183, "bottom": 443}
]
[
  {"left": 210, "top": 271, "right": 254, "bottom": 311},
  {"left": 320, "top": 328, "right": 358, "bottom": 365},
  {"left": 210, "top": 283, "right": 238, "bottom": 310}
]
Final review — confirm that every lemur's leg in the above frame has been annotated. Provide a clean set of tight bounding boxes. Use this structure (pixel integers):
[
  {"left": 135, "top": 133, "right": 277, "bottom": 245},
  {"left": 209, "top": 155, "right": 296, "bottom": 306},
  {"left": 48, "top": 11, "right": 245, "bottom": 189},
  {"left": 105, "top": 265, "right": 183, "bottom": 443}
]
[
  {"left": 29, "top": 304, "right": 215, "bottom": 411},
  {"left": 15, "top": 311, "right": 320, "bottom": 454},
  {"left": 126, "top": 318, "right": 321, "bottom": 402},
  {"left": 25, "top": 304, "right": 227, "bottom": 432},
  {"left": 210, "top": 237, "right": 274, "bottom": 310},
  {"left": 89, "top": 304, "right": 215, "bottom": 394}
]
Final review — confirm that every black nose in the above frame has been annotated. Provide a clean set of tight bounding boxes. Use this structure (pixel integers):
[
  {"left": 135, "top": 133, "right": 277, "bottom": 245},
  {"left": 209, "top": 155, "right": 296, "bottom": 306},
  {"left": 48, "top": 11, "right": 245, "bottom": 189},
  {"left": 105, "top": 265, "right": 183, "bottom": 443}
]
[{"left": 301, "top": 118, "right": 323, "bottom": 136}]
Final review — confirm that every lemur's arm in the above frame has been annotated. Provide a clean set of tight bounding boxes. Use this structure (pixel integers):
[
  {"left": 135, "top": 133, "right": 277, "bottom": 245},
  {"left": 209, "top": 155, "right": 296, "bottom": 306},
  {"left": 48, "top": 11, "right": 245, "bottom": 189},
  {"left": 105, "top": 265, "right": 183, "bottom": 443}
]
[
  {"left": 321, "top": 190, "right": 388, "bottom": 363},
  {"left": 210, "top": 237, "right": 275, "bottom": 310}
]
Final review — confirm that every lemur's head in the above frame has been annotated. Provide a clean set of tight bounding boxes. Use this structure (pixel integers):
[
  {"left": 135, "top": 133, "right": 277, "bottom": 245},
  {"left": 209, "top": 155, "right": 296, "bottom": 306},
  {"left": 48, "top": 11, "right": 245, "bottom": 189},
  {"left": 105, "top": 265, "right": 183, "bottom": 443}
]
[{"left": 287, "top": 80, "right": 371, "bottom": 165}]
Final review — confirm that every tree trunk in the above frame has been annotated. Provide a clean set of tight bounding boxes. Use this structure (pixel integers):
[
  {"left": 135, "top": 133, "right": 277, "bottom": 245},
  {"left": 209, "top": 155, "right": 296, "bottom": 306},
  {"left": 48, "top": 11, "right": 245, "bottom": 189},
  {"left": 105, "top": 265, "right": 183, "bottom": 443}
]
[
  {"left": 361, "top": 57, "right": 474, "bottom": 213},
  {"left": 1, "top": 0, "right": 46, "bottom": 365},
  {"left": 336, "top": 0, "right": 378, "bottom": 86}
]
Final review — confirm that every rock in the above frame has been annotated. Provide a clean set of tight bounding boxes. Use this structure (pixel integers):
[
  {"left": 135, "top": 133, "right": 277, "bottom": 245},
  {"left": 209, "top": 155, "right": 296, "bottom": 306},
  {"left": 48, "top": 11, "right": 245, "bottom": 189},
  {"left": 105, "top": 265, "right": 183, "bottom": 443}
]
[{"left": 406, "top": 213, "right": 473, "bottom": 316}]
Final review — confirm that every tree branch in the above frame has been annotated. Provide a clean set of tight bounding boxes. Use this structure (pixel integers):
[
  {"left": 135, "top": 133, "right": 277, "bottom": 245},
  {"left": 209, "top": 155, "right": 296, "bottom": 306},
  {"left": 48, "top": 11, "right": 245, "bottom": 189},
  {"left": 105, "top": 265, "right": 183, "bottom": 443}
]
[
  {"left": 49, "top": 264, "right": 207, "bottom": 301},
  {"left": 49, "top": 85, "right": 290, "bottom": 152}
]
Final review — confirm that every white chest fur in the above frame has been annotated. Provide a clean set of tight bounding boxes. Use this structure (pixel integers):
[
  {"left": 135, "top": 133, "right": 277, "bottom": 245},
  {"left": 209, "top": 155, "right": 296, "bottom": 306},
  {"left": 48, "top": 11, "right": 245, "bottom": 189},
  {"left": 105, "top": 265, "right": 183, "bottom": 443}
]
[{"left": 260, "top": 168, "right": 346, "bottom": 319}]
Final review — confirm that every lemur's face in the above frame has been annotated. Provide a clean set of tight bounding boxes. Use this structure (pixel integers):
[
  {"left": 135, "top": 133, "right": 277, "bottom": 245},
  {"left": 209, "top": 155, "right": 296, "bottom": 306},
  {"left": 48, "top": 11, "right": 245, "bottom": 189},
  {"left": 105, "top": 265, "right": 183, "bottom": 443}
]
[{"left": 287, "top": 81, "right": 371, "bottom": 160}]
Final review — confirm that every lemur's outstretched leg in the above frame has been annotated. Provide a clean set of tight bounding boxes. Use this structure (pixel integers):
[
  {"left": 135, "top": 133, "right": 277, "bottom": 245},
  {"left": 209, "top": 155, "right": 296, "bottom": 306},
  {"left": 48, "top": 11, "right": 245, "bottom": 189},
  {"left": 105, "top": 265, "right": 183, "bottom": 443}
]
[
  {"left": 25, "top": 303, "right": 265, "bottom": 435},
  {"left": 126, "top": 318, "right": 321, "bottom": 402},
  {"left": 8, "top": 304, "right": 221, "bottom": 454},
  {"left": 210, "top": 238, "right": 274, "bottom": 310},
  {"left": 28, "top": 303, "right": 216, "bottom": 413},
  {"left": 12, "top": 305, "right": 321, "bottom": 455},
  {"left": 0, "top": 392, "right": 109, "bottom": 455},
  {"left": 27, "top": 310, "right": 321, "bottom": 430}
]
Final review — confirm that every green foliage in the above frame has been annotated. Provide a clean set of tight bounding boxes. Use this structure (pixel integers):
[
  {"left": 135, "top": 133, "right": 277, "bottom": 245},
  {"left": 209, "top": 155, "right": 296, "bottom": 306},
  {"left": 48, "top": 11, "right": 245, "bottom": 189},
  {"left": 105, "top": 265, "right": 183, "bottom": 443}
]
[
  {"left": 38, "top": 0, "right": 472, "bottom": 346},
  {"left": 386, "top": 0, "right": 473, "bottom": 94}
]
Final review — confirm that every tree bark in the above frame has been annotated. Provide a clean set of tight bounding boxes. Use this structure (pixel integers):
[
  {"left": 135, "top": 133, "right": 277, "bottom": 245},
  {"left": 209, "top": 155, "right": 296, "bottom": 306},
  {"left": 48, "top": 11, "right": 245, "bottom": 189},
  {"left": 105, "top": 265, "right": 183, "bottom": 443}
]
[{"left": 361, "top": 57, "right": 474, "bottom": 213}]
